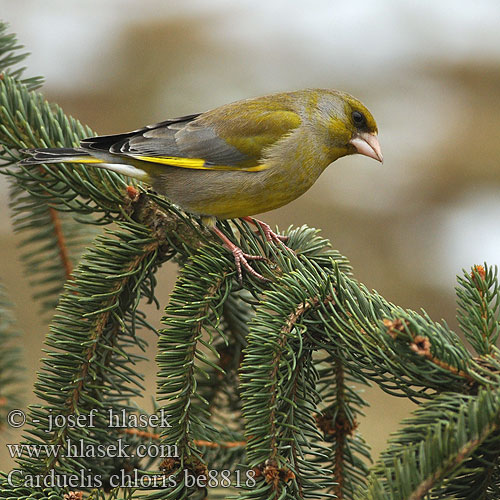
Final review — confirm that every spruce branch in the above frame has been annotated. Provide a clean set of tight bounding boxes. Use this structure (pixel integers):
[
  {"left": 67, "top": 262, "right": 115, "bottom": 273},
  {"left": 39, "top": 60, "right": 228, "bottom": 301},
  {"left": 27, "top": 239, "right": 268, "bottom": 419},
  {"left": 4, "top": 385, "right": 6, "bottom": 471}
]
[
  {"left": 315, "top": 353, "right": 371, "bottom": 500},
  {"left": 17, "top": 219, "right": 171, "bottom": 481},
  {"left": 151, "top": 247, "right": 239, "bottom": 499},
  {"left": 240, "top": 258, "right": 351, "bottom": 499},
  {"left": 0, "top": 22, "right": 43, "bottom": 89},
  {"left": 363, "top": 389, "right": 500, "bottom": 500},
  {"left": 457, "top": 264, "right": 500, "bottom": 355},
  {"left": 0, "top": 27, "right": 103, "bottom": 309},
  {"left": 199, "top": 289, "right": 252, "bottom": 414}
]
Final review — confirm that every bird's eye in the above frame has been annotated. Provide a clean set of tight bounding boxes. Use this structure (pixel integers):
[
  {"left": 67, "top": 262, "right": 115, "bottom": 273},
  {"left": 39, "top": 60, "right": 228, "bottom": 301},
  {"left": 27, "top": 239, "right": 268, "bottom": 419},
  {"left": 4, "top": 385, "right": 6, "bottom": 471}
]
[{"left": 352, "top": 111, "right": 366, "bottom": 127}]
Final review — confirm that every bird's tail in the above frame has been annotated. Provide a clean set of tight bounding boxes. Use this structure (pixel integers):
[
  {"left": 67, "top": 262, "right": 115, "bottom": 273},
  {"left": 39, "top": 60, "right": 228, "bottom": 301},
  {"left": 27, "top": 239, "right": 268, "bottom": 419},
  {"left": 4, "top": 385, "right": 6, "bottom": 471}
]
[
  {"left": 18, "top": 148, "right": 150, "bottom": 181},
  {"left": 19, "top": 148, "right": 103, "bottom": 166}
]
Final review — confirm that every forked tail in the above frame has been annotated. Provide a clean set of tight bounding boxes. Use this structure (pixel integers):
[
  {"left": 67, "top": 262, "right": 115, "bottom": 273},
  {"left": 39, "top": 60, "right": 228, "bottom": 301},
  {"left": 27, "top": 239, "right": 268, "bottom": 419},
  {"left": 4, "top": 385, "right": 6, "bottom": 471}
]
[
  {"left": 19, "top": 147, "right": 150, "bottom": 181},
  {"left": 19, "top": 148, "right": 101, "bottom": 166}
]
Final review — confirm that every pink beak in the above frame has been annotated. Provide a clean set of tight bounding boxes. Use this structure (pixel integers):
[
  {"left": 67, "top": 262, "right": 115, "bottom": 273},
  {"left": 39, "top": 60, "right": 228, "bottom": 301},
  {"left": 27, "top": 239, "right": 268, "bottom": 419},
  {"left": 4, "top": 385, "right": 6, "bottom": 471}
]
[{"left": 350, "top": 132, "right": 383, "bottom": 163}]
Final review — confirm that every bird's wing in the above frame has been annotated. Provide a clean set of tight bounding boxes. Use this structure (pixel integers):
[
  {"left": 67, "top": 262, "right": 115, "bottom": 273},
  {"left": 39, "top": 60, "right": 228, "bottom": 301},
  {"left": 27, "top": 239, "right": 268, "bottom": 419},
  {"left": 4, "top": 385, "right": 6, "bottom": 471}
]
[{"left": 80, "top": 103, "right": 301, "bottom": 172}]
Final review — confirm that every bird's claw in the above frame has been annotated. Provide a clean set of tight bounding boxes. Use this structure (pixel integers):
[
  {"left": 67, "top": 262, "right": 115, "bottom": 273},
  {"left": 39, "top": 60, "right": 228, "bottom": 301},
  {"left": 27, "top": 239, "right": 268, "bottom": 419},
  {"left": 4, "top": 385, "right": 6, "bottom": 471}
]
[
  {"left": 243, "top": 217, "right": 295, "bottom": 253},
  {"left": 212, "top": 225, "right": 270, "bottom": 282},
  {"left": 261, "top": 224, "right": 288, "bottom": 246},
  {"left": 231, "top": 246, "right": 270, "bottom": 283}
]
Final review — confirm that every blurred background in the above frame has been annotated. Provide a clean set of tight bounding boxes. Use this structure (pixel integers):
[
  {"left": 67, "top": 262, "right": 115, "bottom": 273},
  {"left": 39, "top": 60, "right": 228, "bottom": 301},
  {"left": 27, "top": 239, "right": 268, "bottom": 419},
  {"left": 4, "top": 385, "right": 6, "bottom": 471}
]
[{"left": 1, "top": 0, "right": 500, "bottom": 470}]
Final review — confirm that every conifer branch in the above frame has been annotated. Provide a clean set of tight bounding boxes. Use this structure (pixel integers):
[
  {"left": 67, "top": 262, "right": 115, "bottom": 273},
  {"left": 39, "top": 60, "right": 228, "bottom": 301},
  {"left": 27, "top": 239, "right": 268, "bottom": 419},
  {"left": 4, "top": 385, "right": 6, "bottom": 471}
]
[
  {"left": 315, "top": 354, "right": 371, "bottom": 500},
  {"left": 151, "top": 249, "right": 237, "bottom": 498},
  {"left": 17, "top": 220, "right": 169, "bottom": 480},
  {"left": 364, "top": 389, "right": 500, "bottom": 499},
  {"left": 0, "top": 29, "right": 100, "bottom": 309},
  {"left": 457, "top": 264, "right": 500, "bottom": 355}
]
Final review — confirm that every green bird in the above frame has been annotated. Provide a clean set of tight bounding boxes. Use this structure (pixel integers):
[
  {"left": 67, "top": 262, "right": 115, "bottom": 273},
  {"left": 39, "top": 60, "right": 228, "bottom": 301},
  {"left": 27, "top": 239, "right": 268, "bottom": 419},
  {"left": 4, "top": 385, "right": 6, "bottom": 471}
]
[{"left": 21, "top": 89, "right": 382, "bottom": 281}]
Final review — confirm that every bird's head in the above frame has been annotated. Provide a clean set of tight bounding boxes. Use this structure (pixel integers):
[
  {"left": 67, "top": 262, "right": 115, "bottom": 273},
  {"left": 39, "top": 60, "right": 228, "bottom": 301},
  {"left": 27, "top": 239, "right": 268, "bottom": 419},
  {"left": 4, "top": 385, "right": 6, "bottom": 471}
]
[{"left": 320, "top": 90, "right": 383, "bottom": 163}]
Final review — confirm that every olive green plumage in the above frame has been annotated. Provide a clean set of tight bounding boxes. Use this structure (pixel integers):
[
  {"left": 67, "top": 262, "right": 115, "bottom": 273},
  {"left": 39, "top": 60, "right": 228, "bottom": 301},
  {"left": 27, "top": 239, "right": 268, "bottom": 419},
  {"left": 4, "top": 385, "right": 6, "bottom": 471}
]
[{"left": 20, "top": 89, "right": 382, "bottom": 222}]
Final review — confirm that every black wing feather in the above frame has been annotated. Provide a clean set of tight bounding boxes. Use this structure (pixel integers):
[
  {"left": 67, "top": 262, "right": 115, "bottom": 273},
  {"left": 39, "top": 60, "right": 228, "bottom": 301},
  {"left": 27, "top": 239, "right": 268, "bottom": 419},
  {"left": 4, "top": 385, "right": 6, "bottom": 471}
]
[
  {"left": 80, "top": 113, "right": 201, "bottom": 153},
  {"left": 80, "top": 112, "right": 249, "bottom": 167}
]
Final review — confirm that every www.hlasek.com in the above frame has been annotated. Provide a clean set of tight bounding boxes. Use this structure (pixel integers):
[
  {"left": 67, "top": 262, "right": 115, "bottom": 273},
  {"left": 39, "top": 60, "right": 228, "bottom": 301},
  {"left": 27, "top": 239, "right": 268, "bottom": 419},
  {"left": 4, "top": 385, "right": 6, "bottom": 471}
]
[{"left": 7, "top": 437, "right": 176, "bottom": 459}]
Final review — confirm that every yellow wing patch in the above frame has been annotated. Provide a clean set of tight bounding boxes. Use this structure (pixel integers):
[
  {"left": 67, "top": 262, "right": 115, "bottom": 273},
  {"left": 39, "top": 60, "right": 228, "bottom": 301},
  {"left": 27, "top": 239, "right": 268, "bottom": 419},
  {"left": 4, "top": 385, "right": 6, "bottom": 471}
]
[
  {"left": 73, "top": 158, "right": 105, "bottom": 164},
  {"left": 135, "top": 155, "right": 269, "bottom": 172}
]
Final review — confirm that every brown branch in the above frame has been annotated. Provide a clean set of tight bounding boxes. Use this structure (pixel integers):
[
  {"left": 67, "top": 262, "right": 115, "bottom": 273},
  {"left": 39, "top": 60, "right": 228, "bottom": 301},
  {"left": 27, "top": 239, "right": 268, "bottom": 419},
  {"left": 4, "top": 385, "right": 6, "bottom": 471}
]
[
  {"left": 45, "top": 238, "right": 159, "bottom": 471},
  {"left": 287, "top": 349, "right": 311, "bottom": 499},
  {"left": 63, "top": 492, "right": 83, "bottom": 500},
  {"left": 315, "top": 361, "right": 359, "bottom": 498},
  {"left": 264, "top": 294, "right": 335, "bottom": 494},
  {"left": 268, "top": 298, "right": 322, "bottom": 462},
  {"left": 121, "top": 428, "right": 246, "bottom": 448},
  {"left": 38, "top": 165, "right": 73, "bottom": 281},
  {"left": 48, "top": 206, "right": 72, "bottom": 281},
  {"left": 333, "top": 358, "right": 346, "bottom": 499},
  {"left": 40, "top": 190, "right": 228, "bottom": 472},
  {"left": 383, "top": 319, "right": 475, "bottom": 383},
  {"left": 410, "top": 336, "right": 475, "bottom": 382},
  {"left": 193, "top": 439, "right": 245, "bottom": 449},
  {"left": 471, "top": 265, "right": 494, "bottom": 352}
]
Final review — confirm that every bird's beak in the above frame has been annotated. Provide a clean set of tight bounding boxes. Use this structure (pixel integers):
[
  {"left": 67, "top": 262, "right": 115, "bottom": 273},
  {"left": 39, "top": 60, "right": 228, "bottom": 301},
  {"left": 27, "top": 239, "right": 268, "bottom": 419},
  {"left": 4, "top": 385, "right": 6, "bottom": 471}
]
[{"left": 350, "top": 132, "right": 383, "bottom": 163}]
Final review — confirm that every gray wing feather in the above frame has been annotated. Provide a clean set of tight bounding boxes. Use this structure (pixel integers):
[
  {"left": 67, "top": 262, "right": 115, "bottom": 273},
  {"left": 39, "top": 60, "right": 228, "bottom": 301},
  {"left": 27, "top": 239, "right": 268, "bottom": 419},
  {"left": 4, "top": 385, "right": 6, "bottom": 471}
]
[{"left": 82, "top": 114, "right": 248, "bottom": 166}]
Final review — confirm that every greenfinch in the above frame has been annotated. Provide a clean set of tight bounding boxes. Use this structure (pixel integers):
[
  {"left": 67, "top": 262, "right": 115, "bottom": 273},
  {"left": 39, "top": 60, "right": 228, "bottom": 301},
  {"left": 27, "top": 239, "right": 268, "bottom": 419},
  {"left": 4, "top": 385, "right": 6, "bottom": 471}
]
[{"left": 21, "top": 89, "right": 382, "bottom": 281}]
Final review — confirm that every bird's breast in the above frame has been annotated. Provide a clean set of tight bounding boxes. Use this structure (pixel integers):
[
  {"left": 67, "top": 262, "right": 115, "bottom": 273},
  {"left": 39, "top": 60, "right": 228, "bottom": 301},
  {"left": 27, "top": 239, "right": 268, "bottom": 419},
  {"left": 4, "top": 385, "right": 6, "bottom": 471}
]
[{"left": 154, "top": 132, "right": 332, "bottom": 219}]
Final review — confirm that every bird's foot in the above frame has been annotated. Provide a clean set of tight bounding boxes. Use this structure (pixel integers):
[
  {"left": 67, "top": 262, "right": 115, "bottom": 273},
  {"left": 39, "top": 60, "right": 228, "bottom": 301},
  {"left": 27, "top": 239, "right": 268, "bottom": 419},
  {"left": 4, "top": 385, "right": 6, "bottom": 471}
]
[
  {"left": 211, "top": 226, "right": 269, "bottom": 282},
  {"left": 230, "top": 246, "right": 269, "bottom": 283},
  {"left": 242, "top": 216, "right": 294, "bottom": 252}
]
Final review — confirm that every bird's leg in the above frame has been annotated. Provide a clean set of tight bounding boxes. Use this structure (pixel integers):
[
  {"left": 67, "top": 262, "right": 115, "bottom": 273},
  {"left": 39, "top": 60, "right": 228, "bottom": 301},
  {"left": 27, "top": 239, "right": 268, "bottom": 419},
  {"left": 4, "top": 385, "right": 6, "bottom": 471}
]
[
  {"left": 241, "top": 216, "right": 293, "bottom": 250},
  {"left": 211, "top": 226, "right": 269, "bottom": 283}
]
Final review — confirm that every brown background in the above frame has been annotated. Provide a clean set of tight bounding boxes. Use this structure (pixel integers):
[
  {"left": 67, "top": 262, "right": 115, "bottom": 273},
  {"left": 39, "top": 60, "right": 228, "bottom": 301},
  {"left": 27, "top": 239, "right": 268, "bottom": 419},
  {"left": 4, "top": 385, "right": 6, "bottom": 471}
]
[{"left": 1, "top": 1, "right": 500, "bottom": 471}]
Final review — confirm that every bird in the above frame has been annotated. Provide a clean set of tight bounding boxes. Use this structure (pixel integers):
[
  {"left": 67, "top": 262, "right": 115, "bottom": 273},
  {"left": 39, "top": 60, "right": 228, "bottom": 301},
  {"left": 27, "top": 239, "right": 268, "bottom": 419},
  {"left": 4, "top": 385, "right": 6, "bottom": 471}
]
[{"left": 20, "top": 89, "right": 382, "bottom": 281}]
